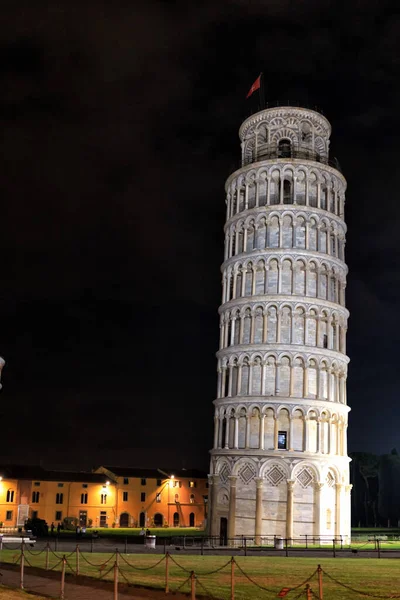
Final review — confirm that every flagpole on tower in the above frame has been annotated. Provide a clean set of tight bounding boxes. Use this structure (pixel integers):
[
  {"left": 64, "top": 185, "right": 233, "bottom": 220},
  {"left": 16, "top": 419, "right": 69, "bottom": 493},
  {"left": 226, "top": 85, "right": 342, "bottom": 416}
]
[{"left": 259, "top": 72, "right": 265, "bottom": 109}]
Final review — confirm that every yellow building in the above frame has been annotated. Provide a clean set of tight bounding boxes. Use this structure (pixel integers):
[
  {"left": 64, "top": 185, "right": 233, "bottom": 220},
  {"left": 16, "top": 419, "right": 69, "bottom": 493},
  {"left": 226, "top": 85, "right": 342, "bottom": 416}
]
[
  {"left": 95, "top": 467, "right": 208, "bottom": 528},
  {"left": 0, "top": 465, "right": 208, "bottom": 530}
]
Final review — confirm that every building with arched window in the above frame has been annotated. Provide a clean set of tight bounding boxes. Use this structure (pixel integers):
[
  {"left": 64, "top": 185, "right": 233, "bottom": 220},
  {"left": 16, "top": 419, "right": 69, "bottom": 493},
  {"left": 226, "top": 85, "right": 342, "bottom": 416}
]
[{"left": 209, "top": 106, "right": 351, "bottom": 544}]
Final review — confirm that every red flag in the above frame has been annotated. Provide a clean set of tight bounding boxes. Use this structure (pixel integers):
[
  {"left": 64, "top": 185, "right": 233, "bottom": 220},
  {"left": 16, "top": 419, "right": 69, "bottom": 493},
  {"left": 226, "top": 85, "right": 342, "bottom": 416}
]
[{"left": 246, "top": 74, "right": 261, "bottom": 98}]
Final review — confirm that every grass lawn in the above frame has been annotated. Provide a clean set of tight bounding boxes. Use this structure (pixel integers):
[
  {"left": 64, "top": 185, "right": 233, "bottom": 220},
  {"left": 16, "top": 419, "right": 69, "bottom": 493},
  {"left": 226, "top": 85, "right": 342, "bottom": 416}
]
[
  {"left": 0, "top": 587, "right": 48, "bottom": 600},
  {"left": 1, "top": 549, "right": 400, "bottom": 599}
]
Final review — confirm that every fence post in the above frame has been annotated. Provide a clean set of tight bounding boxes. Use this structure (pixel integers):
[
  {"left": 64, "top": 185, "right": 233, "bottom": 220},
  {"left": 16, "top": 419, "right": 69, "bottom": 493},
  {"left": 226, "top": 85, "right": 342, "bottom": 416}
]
[
  {"left": 114, "top": 560, "right": 118, "bottom": 600},
  {"left": 285, "top": 538, "right": 288, "bottom": 557},
  {"left": 377, "top": 539, "right": 381, "bottom": 559},
  {"left": 183, "top": 536, "right": 186, "bottom": 550},
  {"left": 76, "top": 544, "right": 80, "bottom": 576},
  {"left": 55, "top": 536, "right": 58, "bottom": 552},
  {"left": 164, "top": 538, "right": 167, "bottom": 555},
  {"left": 244, "top": 537, "right": 247, "bottom": 556},
  {"left": 317, "top": 564, "right": 323, "bottom": 599},
  {"left": 230, "top": 557, "right": 235, "bottom": 600},
  {"left": 201, "top": 537, "right": 204, "bottom": 556},
  {"left": 20, "top": 544, "right": 24, "bottom": 589},
  {"left": 45, "top": 543, "right": 50, "bottom": 570},
  {"left": 305, "top": 583, "right": 312, "bottom": 599},
  {"left": 165, "top": 552, "right": 169, "bottom": 594},
  {"left": 91, "top": 537, "right": 93, "bottom": 553},
  {"left": 332, "top": 539, "right": 336, "bottom": 558},
  {"left": 190, "top": 571, "right": 196, "bottom": 600},
  {"left": 305, "top": 534, "right": 308, "bottom": 549},
  {"left": 115, "top": 548, "right": 119, "bottom": 567},
  {"left": 125, "top": 536, "right": 127, "bottom": 554},
  {"left": 60, "top": 555, "right": 66, "bottom": 600}
]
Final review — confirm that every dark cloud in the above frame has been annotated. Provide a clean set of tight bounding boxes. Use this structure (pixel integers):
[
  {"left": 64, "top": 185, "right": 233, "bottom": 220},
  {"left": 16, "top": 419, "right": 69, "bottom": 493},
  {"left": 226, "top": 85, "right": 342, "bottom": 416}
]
[{"left": 0, "top": 0, "right": 399, "bottom": 467}]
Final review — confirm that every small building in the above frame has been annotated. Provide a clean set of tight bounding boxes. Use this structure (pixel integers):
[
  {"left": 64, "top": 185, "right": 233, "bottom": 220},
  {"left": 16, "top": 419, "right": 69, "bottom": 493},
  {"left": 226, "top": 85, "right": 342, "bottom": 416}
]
[{"left": 95, "top": 466, "right": 208, "bottom": 528}]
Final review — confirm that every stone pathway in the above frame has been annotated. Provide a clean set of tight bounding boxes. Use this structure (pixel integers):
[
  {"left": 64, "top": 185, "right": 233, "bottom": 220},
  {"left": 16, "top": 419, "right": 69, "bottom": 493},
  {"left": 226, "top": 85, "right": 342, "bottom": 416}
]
[{"left": 0, "top": 565, "right": 172, "bottom": 599}]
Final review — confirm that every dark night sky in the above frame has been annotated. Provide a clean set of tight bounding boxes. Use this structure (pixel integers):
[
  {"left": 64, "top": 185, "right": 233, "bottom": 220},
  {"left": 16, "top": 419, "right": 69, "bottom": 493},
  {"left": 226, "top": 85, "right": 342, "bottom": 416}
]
[{"left": 0, "top": 0, "right": 399, "bottom": 470}]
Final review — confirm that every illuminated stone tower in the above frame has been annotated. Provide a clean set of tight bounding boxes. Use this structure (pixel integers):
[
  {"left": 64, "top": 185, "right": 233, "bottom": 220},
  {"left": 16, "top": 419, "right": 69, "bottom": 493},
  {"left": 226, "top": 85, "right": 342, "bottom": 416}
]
[{"left": 209, "top": 106, "right": 351, "bottom": 543}]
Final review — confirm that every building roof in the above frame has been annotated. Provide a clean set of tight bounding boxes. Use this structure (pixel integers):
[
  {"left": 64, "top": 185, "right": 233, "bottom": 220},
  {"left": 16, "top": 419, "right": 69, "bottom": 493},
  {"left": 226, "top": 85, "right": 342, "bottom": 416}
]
[
  {"left": 100, "top": 466, "right": 208, "bottom": 479},
  {"left": 0, "top": 465, "right": 111, "bottom": 484}
]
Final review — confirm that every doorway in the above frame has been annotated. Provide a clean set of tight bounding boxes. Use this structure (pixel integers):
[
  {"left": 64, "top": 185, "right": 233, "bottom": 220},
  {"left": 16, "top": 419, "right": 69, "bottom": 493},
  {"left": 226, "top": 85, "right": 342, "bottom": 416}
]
[
  {"left": 79, "top": 511, "right": 87, "bottom": 527},
  {"left": 173, "top": 512, "right": 180, "bottom": 527},
  {"left": 154, "top": 513, "right": 163, "bottom": 527},
  {"left": 119, "top": 513, "right": 129, "bottom": 528},
  {"left": 139, "top": 512, "right": 145, "bottom": 527},
  {"left": 189, "top": 512, "right": 195, "bottom": 527},
  {"left": 100, "top": 511, "right": 107, "bottom": 527},
  {"left": 220, "top": 517, "right": 228, "bottom": 545}
]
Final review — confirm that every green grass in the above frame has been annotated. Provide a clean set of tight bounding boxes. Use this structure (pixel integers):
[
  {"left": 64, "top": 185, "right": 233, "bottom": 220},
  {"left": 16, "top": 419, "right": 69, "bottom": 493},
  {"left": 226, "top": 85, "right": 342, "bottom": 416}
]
[{"left": 2, "top": 549, "right": 400, "bottom": 599}]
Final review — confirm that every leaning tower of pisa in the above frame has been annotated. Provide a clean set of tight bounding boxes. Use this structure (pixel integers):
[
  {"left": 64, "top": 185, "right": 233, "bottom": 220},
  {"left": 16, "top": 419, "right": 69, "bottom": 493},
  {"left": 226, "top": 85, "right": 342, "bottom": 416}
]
[{"left": 208, "top": 106, "right": 351, "bottom": 543}]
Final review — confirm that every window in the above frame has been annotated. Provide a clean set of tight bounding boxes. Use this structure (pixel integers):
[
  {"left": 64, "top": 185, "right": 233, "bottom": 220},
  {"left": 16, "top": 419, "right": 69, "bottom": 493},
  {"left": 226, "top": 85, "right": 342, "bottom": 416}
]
[
  {"left": 123, "top": 478, "right": 129, "bottom": 485},
  {"left": 189, "top": 481, "right": 197, "bottom": 488},
  {"left": 123, "top": 491, "right": 128, "bottom": 502},
  {"left": 323, "top": 334, "right": 328, "bottom": 348},
  {"left": 190, "top": 494, "right": 195, "bottom": 504},
  {"left": 82, "top": 484, "right": 88, "bottom": 488},
  {"left": 6, "top": 490, "right": 14, "bottom": 503},
  {"left": 56, "top": 493, "right": 64, "bottom": 504},
  {"left": 283, "top": 179, "right": 293, "bottom": 204},
  {"left": 278, "top": 431, "right": 287, "bottom": 450},
  {"left": 81, "top": 493, "right": 88, "bottom": 504},
  {"left": 101, "top": 494, "right": 107, "bottom": 504},
  {"left": 34, "top": 482, "right": 40, "bottom": 487},
  {"left": 278, "top": 138, "right": 291, "bottom": 158},
  {"left": 57, "top": 483, "right": 64, "bottom": 488},
  {"left": 140, "top": 492, "right": 146, "bottom": 502},
  {"left": 173, "top": 480, "right": 182, "bottom": 488},
  {"left": 6, "top": 511, "right": 13, "bottom": 521},
  {"left": 156, "top": 493, "right": 161, "bottom": 503},
  {"left": 157, "top": 479, "right": 162, "bottom": 487},
  {"left": 32, "top": 491, "right": 40, "bottom": 503},
  {"left": 140, "top": 478, "right": 146, "bottom": 486},
  {"left": 55, "top": 511, "right": 62, "bottom": 521}
]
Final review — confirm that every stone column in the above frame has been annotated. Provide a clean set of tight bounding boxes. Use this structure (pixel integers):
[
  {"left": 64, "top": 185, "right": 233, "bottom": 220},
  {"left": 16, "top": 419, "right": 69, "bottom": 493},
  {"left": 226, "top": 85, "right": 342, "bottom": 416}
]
[
  {"left": 286, "top": 480, "right": 295, "bottom": 542},
  {"left": 314, "top": 482, "right": 324, "bottom": 539},
  {"left": 209, "top": 474, "right": 220, "bottom": 536},
  {"left": 255, "top": 478, "right": 264, "bottom": 544},
  {"left": 260, "top": 414, "right": 265, "bottom": 450},
  {"left": 224, "top": 416, "right": 230, "bottom": 449},
  {"left": 234, "top": 417, "right": 239, "bottom": 449},
  {"left": 274, "top": 416, "right": 279, "bottom": 450},
  {"left": 213, "top": 415, "right": 219, "bottom": 449},
  {"left": 335, "top": 483, "right": 343, "bottom": 539},
  {"left": 227, "top": 476, "right": 237, "bottom": 542}
]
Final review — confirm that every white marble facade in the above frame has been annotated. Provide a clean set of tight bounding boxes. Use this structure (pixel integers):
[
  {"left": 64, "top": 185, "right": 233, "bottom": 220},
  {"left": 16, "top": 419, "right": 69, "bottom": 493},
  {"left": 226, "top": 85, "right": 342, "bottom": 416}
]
[{"left": 209, "top": 107, "right": 351, "bottom": 543}]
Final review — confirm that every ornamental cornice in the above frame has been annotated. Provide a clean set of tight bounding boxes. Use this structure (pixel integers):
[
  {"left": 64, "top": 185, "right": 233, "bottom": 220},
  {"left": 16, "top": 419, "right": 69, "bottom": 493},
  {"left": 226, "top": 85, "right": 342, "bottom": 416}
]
[
  {"left": 210, "top": 448, "right": 352, "bottom": 463},
  {"left": 224, "top": 205, "right": 347, "bottom": 233},
  {"left": 216, "top": 345, "right": 350, "bottom": 365},
  {"left": 218, "top": 296, "right": 349, "bottom": 319},
  {"left": 221, "top": 248, "right": 348, "bottom": 274},
  {"left": 225, "top": 158, "right": 346, "bottom": 192},
  {"left": 213, "top": 397, "right": 350, "bottom": 415},
  {"left": 238, "top": 107, "right": 331, "bottom": 140}
]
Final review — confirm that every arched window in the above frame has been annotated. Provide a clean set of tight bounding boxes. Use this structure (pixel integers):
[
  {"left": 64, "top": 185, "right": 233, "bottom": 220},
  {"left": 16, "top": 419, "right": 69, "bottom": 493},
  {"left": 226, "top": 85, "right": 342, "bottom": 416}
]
[
  {"left": 173, "top": 512, "right": 180, "bottom": 527},
  {"left": 189, "top": 512, "right": 195, "bottom": 527},
  {"left": 278, "top": 139, "right": 291, "bottom": 158},
  {"left": 6, "top": 489, "right": 14, "bottom": 503},
  {"left": 139, "top": 512, "right": 146, "bottom": 527},
  {"left": 190, "top": 494, "right": 195, "bottom": 504},
  {"left": 283, "top": 179, "right": 293, "bottom": 204}
]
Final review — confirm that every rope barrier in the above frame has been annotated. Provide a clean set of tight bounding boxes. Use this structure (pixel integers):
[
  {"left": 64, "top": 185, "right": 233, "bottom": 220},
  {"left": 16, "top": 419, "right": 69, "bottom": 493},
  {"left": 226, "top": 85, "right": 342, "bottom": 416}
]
[
  {"left": 175, "top": 574, "right": 192, "bottom": 593},
  {"left": 233, "top": 559, "right": 280, "bottom": 594},
  {"left": 117, "top": 565, "right": 132, "bottom": 585},
  {"left": 97, "top": 563, "right": 115, "bottom": 581},
  {"left": 322, "top": 568, "right": 400, "bottom": 599},
  {"left": 79, "top": 551, "right": 116, "bottom": 568},
  {"left": 47, "top": 558, "right": 64, "bottom": 572},
  {"left": 286, "top": 568, "right": 318, "bottom": 592},
  {"left": 24, "top": 547, "right": 47, "bottom": 556},
  {"left": 168, "top": 554, "right": 232, "bottom": 576},
  {"left": 64, "top": 558, "right": 77, "bottom": 576},
  {"left": 118, "top": 553, "right": 165, "bottom": 571},
  {"left": 196, "top": 576, "right": 220, "bottom": 600}
]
